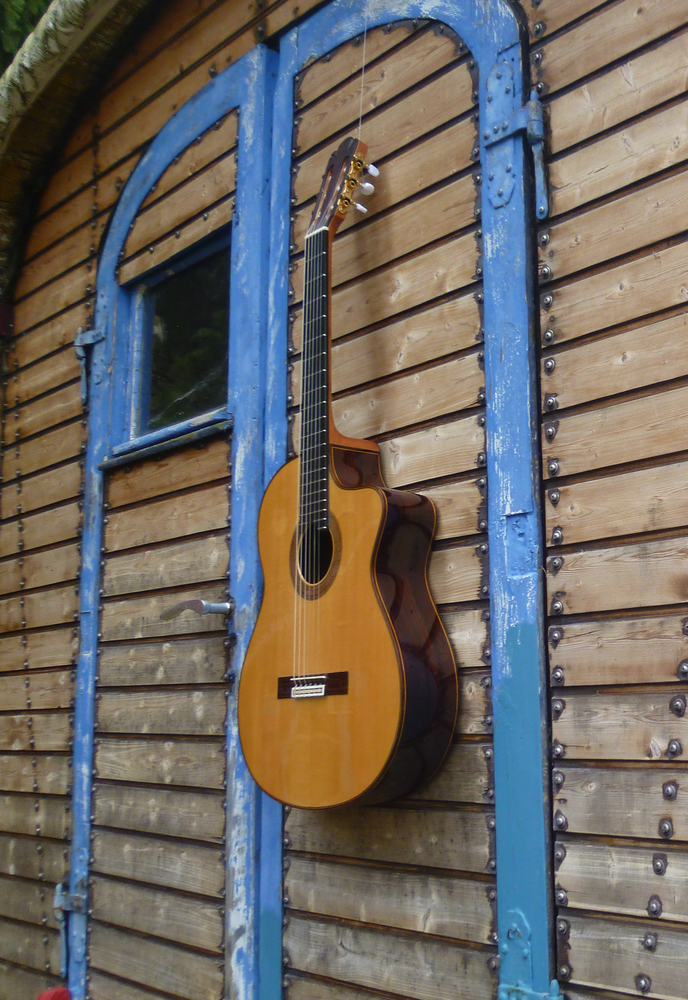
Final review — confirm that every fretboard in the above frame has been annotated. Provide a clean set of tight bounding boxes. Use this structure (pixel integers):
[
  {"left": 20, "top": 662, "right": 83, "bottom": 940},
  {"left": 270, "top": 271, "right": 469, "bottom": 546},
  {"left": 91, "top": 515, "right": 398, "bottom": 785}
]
[{"left": 299, "top": 228, "right": 330, "bottom": 530}]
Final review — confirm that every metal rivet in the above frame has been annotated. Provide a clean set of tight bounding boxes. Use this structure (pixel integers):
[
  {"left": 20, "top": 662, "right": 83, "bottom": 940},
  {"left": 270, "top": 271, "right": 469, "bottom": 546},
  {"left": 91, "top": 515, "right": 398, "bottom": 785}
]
[
  {"left": 554, "top": 843, "right": 567, "bottom": 864},
  {"left": 663, "top": 780, "right": 678, "bottom": 801},
  {"left": 652, "top": 853, "right": 667, "bottom": 875},
  {"left": 670, "top": 694, "right": 686, "bottom": 717},
  {"left": 549, "top": 556, "right": 563, "bottom": 574},
  {"left": 551, "top": 527, "right": 564, "bottom": 545},
  {"left": 533, "top": 21, "right": 545, "bottom": 36},
  {"left": 659, "top": 817, "right": 674, "bottom": 839},
  {"left": 487, "top": 858, "right": 497, "bottom": 871},
  {"left": 548, "top": 460, "right": 560, "bottom": 477},
  {"left": 552, "top": 666, "right": 565, "bottom": 685},
  {"left": 488, "top": 817, "right": 496, "bottom": 830},
  {"left": 554, "top": 809, "right": 568, "bottom": 830},
  {"left": 553, "top": 770, "right": 565, "bottom": 789},
  {"left": 477, "top": 451, "right": 487, "bottom": 466},
  {"left": 556, "top": 918, "right": 569, "bottom": 937},
  {"left": 542, "top": 294, "right": 553, "bottom": 309},
  {"left": 558, "top": 965, "right": 570, "bottom": 981},
  {"left": 540, "top": 264, "right": 552, "bottom": 280},
  {"left": 636, "top": 975, "right": 651, "bottom": 995},
  {"left": 539, "top": 231, "right": 550, "bottom": 246},
  {"left": 543, "top": 328, "right": 555, "bottom": 344},
  {"left": 544, "top": 357, "right": 556, "bottom": 374},
  {"left": 551, "top": 599, "right": 564, "bottom": 615},
  {"left": 478, "top": 477, "right": 487, "bottom": 490},
  {"left": 667, "top": 739, "right": 682, "bottom": 759},
  {"left": 647, "top": 895, "right": 663, "bottom": 918},
  {"left": 479, "top": 519, "right": 488, "bottom": 532},
  {"left": 552, "top": 699, "right": 565, "bottom": 719},
  {"left": 555, "top": 887, "right": 568, "bottom": 905},
  {"left": 488, "top": 957, "right": 499, "bottom": 972},
  {"left": 552, "top": 741, "right": 565, "bottom": 759},
  {"left": 544, "top": 394, "right": 558, "bottom": 411},
  {"left": 677, "top": 660, "right": 688, "bottom": 680},
  {"left": 544, "top": 423, "right": 558, "bottom": 441},
  {"left": 549, "top": 489, "right": 560, "bottom": 506},
  {"left": 643, "top": 932, "right": 658, "bottom": 952},
  {"left": 550, "top": 627, "right": 563, "bottom": 646}
]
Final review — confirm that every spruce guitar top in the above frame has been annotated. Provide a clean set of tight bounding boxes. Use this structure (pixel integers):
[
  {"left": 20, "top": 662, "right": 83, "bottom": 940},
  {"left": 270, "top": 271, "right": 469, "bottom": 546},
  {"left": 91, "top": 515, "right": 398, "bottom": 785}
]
[{"left": 238, "top": 137, "right": 459, "bottom": 809}]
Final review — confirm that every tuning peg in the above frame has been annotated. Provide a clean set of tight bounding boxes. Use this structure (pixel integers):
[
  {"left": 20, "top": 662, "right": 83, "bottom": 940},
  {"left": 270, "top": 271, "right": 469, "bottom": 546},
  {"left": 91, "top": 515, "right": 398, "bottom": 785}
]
[
  {"left": 366, "top": 163, "right": 379, "bottom": 177},
  {"left": 354, "top": 202, "right": 368, "bottom": 214},
  {"left": 358, "top": 181, "right": 375, "bottom": 196}
]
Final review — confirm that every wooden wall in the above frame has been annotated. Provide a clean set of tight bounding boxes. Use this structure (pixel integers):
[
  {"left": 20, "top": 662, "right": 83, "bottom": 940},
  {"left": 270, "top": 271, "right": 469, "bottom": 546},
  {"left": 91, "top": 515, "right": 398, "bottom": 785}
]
[
  {"left": 533, "top": 0, "right": 688, "bottom": 996},
  {"left": 283, "top": 22, "right": 498, "bottom": 1000}
]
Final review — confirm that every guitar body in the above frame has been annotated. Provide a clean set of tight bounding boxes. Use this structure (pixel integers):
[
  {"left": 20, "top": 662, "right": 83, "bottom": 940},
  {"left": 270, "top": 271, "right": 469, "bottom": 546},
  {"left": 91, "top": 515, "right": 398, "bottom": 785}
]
[{"left": 238, "top": 443, "right": 459, "bottom": 809}]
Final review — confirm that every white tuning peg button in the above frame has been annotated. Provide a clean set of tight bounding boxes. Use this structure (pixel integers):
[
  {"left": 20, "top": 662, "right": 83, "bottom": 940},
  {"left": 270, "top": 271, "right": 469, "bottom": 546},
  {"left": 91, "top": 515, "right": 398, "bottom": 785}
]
[
  {"left": 359, "top": 181, "right": 375, "bottom": 196},
  {"left": 354, "top": 201, "right": 368, "bottom": 214},
  {"left": 366, "top": 163, "right": 379, "bottom": 177}
]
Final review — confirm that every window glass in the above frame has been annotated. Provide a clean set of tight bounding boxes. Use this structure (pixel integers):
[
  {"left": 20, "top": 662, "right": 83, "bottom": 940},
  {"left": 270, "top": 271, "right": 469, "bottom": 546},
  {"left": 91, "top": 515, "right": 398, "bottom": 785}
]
[{"left": 143, "top": 245, "right": 230, "bottom": 431}]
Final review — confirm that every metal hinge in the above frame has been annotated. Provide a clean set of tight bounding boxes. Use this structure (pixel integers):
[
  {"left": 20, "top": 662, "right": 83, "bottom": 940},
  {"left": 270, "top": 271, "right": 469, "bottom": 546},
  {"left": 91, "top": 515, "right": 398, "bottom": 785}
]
[
  {"left": 54, "top": 880, "right": 87, "bottom": 978},
  {"left": 74, "top": 326, "right": 106, "bottom": 405},
  {"left": 498, "top": 909, "right": 563, "bottom": 1000},
  {"left": 483, "top": 61, "right": 549, "bottom": 220}
]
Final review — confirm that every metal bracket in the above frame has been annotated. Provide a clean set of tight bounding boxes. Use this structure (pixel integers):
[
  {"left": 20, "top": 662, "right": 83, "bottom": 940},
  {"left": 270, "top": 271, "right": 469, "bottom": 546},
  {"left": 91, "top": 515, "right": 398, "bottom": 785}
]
[
  {"left": 498, "top": 909, "right": 563, "bottom": 1000},
  {"left": 160, "top": 598, "right": 235, "bottom": 621},
  {"left": 74, "top": 326, "right": 106, "bottom": 405},
  {"left": 54, "top": 880, "right": 87, "bottom": 979},
  {"left": 483, "top": 62, "right": 549, "bottom": 219}
]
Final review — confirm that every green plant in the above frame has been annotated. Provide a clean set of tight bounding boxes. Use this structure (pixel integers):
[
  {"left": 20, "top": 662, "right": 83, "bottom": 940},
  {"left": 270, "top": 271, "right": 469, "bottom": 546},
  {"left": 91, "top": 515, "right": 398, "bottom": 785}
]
[{"left": 0, "top": 0, "right": 52, "bottom": 75}]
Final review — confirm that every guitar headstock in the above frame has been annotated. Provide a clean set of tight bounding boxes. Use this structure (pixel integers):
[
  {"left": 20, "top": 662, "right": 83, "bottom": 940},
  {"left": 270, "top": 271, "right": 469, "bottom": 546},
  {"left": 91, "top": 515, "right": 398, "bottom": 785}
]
[{"left": 306, "top": 136, "right": 378, "bottom": 238}]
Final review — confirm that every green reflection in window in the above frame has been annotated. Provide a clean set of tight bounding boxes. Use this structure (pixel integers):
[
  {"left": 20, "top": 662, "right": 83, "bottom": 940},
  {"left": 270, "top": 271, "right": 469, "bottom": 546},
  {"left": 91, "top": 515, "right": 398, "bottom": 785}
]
[{"left": 145, "top": 245, "right": 230, "bottom": 431}]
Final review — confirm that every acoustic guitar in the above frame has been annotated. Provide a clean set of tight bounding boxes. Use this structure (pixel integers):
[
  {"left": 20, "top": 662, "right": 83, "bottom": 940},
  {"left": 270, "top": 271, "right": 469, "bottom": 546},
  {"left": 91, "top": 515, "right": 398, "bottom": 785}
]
[{"left": 238, "top": 137, "right": 459, "bottom": 808}]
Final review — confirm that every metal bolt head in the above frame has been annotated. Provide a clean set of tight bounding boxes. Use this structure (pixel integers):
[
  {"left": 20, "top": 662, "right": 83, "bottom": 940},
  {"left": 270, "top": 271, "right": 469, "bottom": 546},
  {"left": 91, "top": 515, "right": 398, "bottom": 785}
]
[
  {"left": 550, "top": 627, "right": 563, "bottom": 646},
  {"left": 647, "top": 895, "right": 663, "bottom": 918},
  {"left": 636, "top": 975, "right": 652, "bottom": 995},
  {"left": 487, "top": 858, "right": 497, "bottom": 871},
  {"left": 652, "top": 853, "right": 667, "bottom": 875},
  {"left": 552, "top": 666, "right": 565, "bottom": 685},
  {"left": 551, "top": 599, "right": 564, "bottom": 615},
  {"left": 554, "top": 809, "right": 568, "bottom": 831},
  {"left": 542, "top": 294, "right": 553, "bottom": 309},
  {"left": 487, "top": 956, "right": 499, "bottom": 972},
  {"left": 543, "top": 328, "right": 555, "bottom": 344},
  {"left": 540, "top": 264, "right": 552, "bottom": 280},
  {"left": 539, "top": 231, "right": 550, "bottom": 246},
  {"left": 551, "top": 527, "right": 564, "bottom": 545},
  {"left": 677, "top": 660, "right": 688, "bottom": 680},
  {"left": 544, "top": 422, "right": 557, "bottom": 441},
  {"left": 544, "top": 357, "right": 556, "bottom": 374},
  {"left": 659, "top": 817, "right": 674, "bottom": 839},
  {"left": 556, "top": 917, "right": 570, "bottom": 936},
  {"left": 549, "top": 556, "right": 563, "bottom": 573},
  {"left": 488, "top": 888, "right": 497, "bottom": 901},
  {"left": 670, "top": 694, "right": 686, "bottom": 717},
  {"left": 662, "top": 780, "right": 678, "bottom": 801},
  {"left": 533, "top": 20, "right": 545, "bottom": 36},
  {"left": 552, "top": 741, "right": 565, "bottom": 759},
  {"left": 643, "top": 932, "right": 658, "bottom": 952},
  {"left": 667, "top": 739, "right": 683, "bottom": 759},
  {"left": 544, "top": 394, "right": 558, "bottom": 411},
  {"left": 553, "top": 770, "right": 565, "bottom": 789},
  {"left": 548, "top": 459, "right": 560, "bottom": 477},
  {"left": 554, "top": 843, "right": 567, "bottom": 864},
  {"left": 552, "top": 699, "right": 565, "bottom": 719},
  {"left": 558, "top": 965, "right": 571, "bottom": 981}
]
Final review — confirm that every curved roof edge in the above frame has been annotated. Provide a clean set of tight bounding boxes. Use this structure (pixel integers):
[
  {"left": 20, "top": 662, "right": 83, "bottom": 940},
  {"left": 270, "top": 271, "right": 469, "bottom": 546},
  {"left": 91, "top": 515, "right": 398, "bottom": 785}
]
[{"left": 0, "top": 0, "right": 157, "bottom": 300}]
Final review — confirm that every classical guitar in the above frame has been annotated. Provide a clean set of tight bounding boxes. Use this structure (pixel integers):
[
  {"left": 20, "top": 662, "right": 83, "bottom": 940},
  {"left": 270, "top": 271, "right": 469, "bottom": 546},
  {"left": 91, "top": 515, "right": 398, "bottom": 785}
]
[{"left": 238, "top": 137, "right": 458, "bottom": 809}]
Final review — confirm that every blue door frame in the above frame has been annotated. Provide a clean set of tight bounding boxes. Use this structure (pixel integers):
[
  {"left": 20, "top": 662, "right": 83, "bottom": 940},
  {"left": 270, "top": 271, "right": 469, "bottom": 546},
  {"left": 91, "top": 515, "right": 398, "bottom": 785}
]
[{"left": 71, "top": 2, "right": 556, "bottom": 998}]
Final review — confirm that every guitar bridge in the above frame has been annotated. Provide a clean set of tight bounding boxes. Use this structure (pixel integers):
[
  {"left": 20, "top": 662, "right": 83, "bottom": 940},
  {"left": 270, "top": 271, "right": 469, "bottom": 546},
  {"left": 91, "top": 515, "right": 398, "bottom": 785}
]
[{"left": 277, "top": 671, "right": 349, "bottom": 699}]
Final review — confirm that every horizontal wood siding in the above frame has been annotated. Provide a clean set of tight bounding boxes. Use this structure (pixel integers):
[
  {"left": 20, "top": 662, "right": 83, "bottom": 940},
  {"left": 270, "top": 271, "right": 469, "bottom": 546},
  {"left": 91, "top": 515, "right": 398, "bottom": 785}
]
[
  {"left": 284, "top": 23, "right": 497, "bottom": 1000},
  {"left": 537, "top": 0, "right": 688, "bottom": 994}
]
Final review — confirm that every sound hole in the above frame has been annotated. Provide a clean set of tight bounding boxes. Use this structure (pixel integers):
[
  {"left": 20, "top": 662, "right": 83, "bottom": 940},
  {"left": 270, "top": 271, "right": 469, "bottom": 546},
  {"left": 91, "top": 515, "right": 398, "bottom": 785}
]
[{"left": 298, "top": 526, "right": 334, "bottom": 585}]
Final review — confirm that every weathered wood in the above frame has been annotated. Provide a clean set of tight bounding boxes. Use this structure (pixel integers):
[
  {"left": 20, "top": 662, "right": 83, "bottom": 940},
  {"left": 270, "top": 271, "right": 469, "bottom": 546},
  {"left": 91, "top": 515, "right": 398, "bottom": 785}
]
[
  {"left": 284, "top": 914, "right": 495, "bottom": 1000},
  {"left": 1, "top": 383, "right": 82, "bottom": 446},
  {"left": 540, "top": 237, "right": 688, "bottom": 347},
  {"left": 549, "top": 614, "right": 688, "bottom": 687},
  {"left": 428, "top": 542, "right": 483, "bottom": 605},
  {"left": 0, "top": 461, "right": 82, "bottom": 519},
  {"left": 408, "top": 740, "right": 491, "bottom": 804},
  {"left": 556, "top": 837, "right": 688, "bottom": 923},
  {"left": 547, "top": 534, "right": 688, "bottom": 615},
  {"left": 551, "top": 98, "right": 688, "bottom": 217},
  {"left": 1, "top": 420, "right": 84, "bottom": 483},
  {"left": 0, "top": 543, "right": 80, "bottom": 596},
  {"left": 0, "top": 916, "right": 59, "bottom": 973},
  {"left": 0, "top": 713, "right": 71, "bottom": 752},
  {"left": 91, "top": 876, "right": 223, "bottom": 951},
  {"left": 97, "top": 689, "right": 226, "bottom": 736},
  {"left": 286, "top": 805, "right": 491, "bottom": 873},
  {"left": 88, "top": 970, "right": 174, "bottom": 1000},
  {"left": 102, "top": 534, "right": 228, "bottom": 597},
  {"left": 0, "top": 874, "right": 59, "bottom": 927},
  {"left": 0, "top": 629, "right": 76, "bottom": 674},
  {"left": 420, "top": 478, "right": 483, "bottom": 540},
  {"left": 97, "top": 636, "right": 227, "bottom": 687},
  {"left": 13, "top": 262, "right": 90, "bottom": 335},
  {"left": 0, "top": 961, "right": 58, "bottom": 1000},
  {"left": 15, "top": 216, "right": 109, "bottom": 301},
  {"left": 89, "top": 923, "right": 223, "bottom": 1000},
  {"left": 542, "top": 383, "right": 688, "bottom": 478},
  {"left": 105, "top": 482, "right": 228, "bottom": 552},
  {"left": 100, "top": 585, "right": 227, "bottom": 641},
  {"left": 285, "top": 855, "right": 493, "bottom": 943},
  {"left": 0, "top": 794, "right": 69, "bottom": 839},
  {"left": 93, "top": 783, "right": 225, "bottom": 842},
  {"left": 95, "top": 737, "right": 225, "bottom": 787},
  {"left": 91, "top": 829, "right": 224, "bottom": 896},
  {"left": 545, "top": 459, "right": 688, "bottom": 546},
  {"left": 456, "top": 674, "right": 491, "bottom": 736},
  {"left": 378, "top": 414, "right": 485, "bottom": 489},
  {"left": 524, "top": 0, "right": 606, "bottom": 41},
  {"left": 565, "top": 911, "right": 688, "bottom": 999},
  {"left": 543, "top": 312, "right": 688, "bottom": 411},
  {"left": 0, "top": 585, "right": 78, "bottom": 633},
  {"left": 0, "top": 755, "right": 69, "bottom": 794},
  {"left": 9, "top": 348, "right": 80, "bottom": 406},
  {"left": 107, "top": 438, "right": 229, "bottom": 507},
  {"left": 553, "top": 688, "right": 688, "bottom": 760},
  {"left": 0, "top": 669, "right": 72, "bottom": 710},
  {"left": 8, "top": 301, "right": 87, "bottom": 363},
  {"left": 0, "top": 834, "right": 66, "bottom": 882},
  {"left": 441, "top": 607, "right": 488, "bottom": 669},
  {"left": 554, "top": 765, "right": 688, "bottom": 840},
  {"left": 0, "top": 502, "right": 81, "bottom": 558}
]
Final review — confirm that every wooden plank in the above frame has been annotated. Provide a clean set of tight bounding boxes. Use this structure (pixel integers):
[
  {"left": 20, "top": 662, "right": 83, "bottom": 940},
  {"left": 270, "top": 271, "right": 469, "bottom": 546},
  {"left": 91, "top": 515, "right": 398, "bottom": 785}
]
[
  {"left": 378, "top": 414, "right": 485, "bottom": 488},
  {"left": 542, "top": 384, "right": 688, "bottom": 478},
  {"left": 441, "top": 607, "right": 488, "bottom": 669},
  {"left": 89, "top": 970, "right": 175, "bottom": 1000},
  {"left": 285, "top": 855, "right": 493, "bottom": 943},
  {"left": 0, "top": 502, "right": 81, "bottom": 558},
  {"left": 91, "top": 829, "right": 224, "bottom": 896},
  {"left": 0, "top": 834, "right": 66, "bottom": 882},
  {"left": 524, "top": 0, "right": 607, "bottom": 40},
  {"left": 93, "top": 783, "right": 225, "bottom": 842},
  {"left": 0, "top": 756, "right": 69, "bottom": 795},
  {"left": 0, "top": 585, "right": 78, "bottom": 632},
  {"left": 550, "top": 97, "right": 688, "bottom": 217},
  {"left": 284, "top": 915, "right": 495, "bottom": 1000},
  {"left": 0, "top": 629, "right": 76, "bottom": 674},
  {"left": 105, "top": 482, "right": 228, "bottom": 552},
  {"left": 549, "top": 614, "right": 688, "bottom": 687},
  {"left": 330, "top": 351, "right": 481, "bottom": 440},
  {"left": 0, "top": 917, "right": 59, "bottom": 973},
  {"left": 542, "top": 312, "right": 688, "bottom": 410},
  {"left": 107, "top": 438, "right": 229, "bottom": 507},
  {"left": 293, "top": 63, "right": 474, "bottom": 206},
  {"left": 286, "top": 805, "right": 491, "bottom": 873},
  {"left": 13, "top": 263, "right": 90, "bottom": 335},
  {"left": 0, "top": 461, "right": 82, "bottom": 519},
  {"left": 102, "top": 534, "right": 228, "bottom": 597},
  {"left": 0, "top": 959, "right": 57, "bottom": 1000},
  {"left": 544, "top": 459, "right": 688, "bottom": 546},
  {"left": 15, "top": 215, "right": 109, "bottom": 301},
  {"left": 421, "top": 478, "right": 483, "bottom": 540},
  {"left": 89, "top": 923, "right": 223, "bottom": 1000},
  {"left": 456, "top": 674, "right": 491, "bottom": 736},
  {"left": 0, "top": 544, "right": 80, "bottom": 596},
  {"left": 554, "top": 765, "right": 688, "bottom": 839},
  {"left": 0, "top": 794, "right": 69, "bottom": 839},
  {"left": 286, "top": 978, "right": 403, "bottom": 1000},
  {"left": 428, "top": 542, "right": 484, "bottom": 605},
  {"left": 408, "top": 741, "right": 491, "bottom": 804},
  {"left": 95, "top": 737, "right": 225, "bottom": 787},
  {"left": 9, "top": 348, "right": 81, "bottom": 406},
  {"left": 0, "top": 669, "right": 72, "bottom": 710},
  {"left": 557, "top": 837, "right": 688, "bottom": 922},
  {"left": 553, "top": 688, "right": 688, "bottom": 760},
  {"left": 565, "top": 911, "right": 688, "bottom": 999},
  {"left": 100, "top": 584, "right": 227, "bottom": 641},
  {"left": 97, "top": 689, "right": 226, "bottom": 736},
  {"left": 0, "top": 713, "right": 71, "bottom": 752},
  {"left": 2, "top": 383, "right": 82, "bottom": 446},
  {"left": 2, "top": 421, "right": 84, "bottom": 483},
  {"left": 540, "top": 239, "right": 688, "bottom": 347},
  {"left": 91, "top": 876, "right": 223, "bottom": 951},
  {"left": 546, "top": 534, "right": 688, "bottom": 614},
  {"left": 0, "top": 874, "right": 59, "bottom": 928},
  {"left": 97, "top": 636, "right": 227, "bottom": 687}
]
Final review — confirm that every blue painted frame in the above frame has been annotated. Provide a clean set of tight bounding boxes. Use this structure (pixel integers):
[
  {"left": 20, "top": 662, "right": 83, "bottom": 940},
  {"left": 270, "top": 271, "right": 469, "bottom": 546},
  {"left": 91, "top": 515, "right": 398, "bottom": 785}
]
[
  {"left": 268, "top": 3, "right": 555, "bottom": 997},
  {"left": 70, "top": 43, "right": 280, "bottom": 1000}
]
